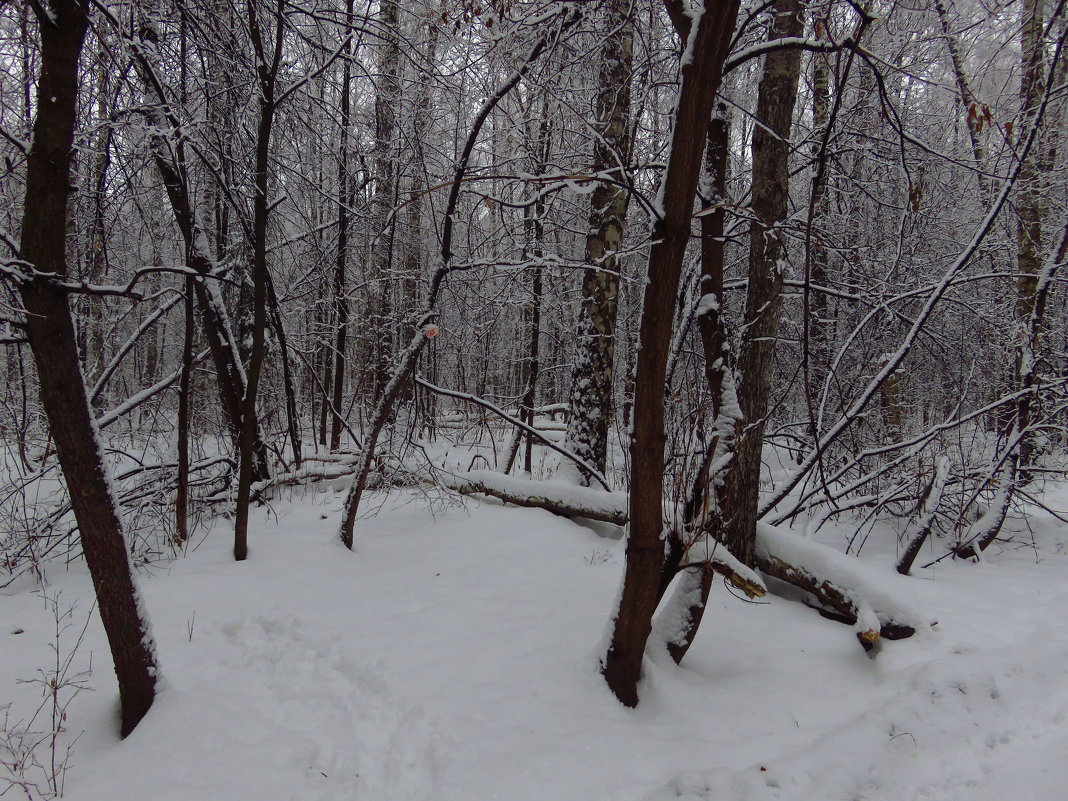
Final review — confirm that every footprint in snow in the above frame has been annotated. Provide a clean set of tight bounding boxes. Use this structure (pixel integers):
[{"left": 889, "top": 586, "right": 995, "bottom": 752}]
[{"left": 220, "top": 615, "right": 442, "bottom": 800}]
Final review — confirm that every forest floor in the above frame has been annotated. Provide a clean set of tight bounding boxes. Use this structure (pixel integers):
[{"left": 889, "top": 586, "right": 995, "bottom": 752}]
[{"left": 4, "top": 470, "right": 1068, "bottom": 800}]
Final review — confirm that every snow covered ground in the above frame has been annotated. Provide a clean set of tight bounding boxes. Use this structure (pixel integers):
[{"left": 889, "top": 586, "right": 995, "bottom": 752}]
[{"left": 5, "top": 479, "right": 1068, "bottom": 800}]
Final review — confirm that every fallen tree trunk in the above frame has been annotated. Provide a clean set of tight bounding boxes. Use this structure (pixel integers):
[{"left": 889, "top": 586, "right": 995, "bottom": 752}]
[
  {"left": 439, "top": 469, "right": 628, "bottom": 525},
  {"left": 755, "top": 523, "right": 924, "bottom": 651},
  {"left": 439, "top": 471, "right": 921, "bottom": 648}
]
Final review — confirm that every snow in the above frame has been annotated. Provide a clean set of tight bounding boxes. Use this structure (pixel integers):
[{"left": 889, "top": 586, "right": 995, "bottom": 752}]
[
  {"left": 695, "top": 292, "right": 718, "bottom": 318},
  {"left": 6, "top": 481, "right": 1068, "bottom": 800},
  {"left": 455, "top": 468, "right": 627, "bottom": 516},
  {"left": 756, "top": 522, "right": 927, "bottom": 631}
]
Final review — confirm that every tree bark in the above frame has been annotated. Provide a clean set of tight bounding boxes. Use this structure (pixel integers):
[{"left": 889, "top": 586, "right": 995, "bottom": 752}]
[
  {"left": 369, "top": 0, "right": 401, "bottom": 401},
  {"left": 337, "top": 9, "right": 579, "bottom": 549},
  {"left": 329, "top": 0, "right": 355, "bottom": 452},
  {"left": 1013, "top": 0, "right": 1047, "bottom": 479},
  {"left": 563, "top": 0, "right": 634, "bottom": 482},
  {"left": 18, "top": 0, "right": 157, "bottom": 737},
  {"left": 234, "top": 0, "right": 284, "bottom": 561},
  {"left": 718, "top": 0, "right": 805, "bottom": 567},
  {"left": 602, "top": 0, "right": 739, "bottom": 708},
  {"left": 115, "top": 5, "right": 271, "bottom": 485}
]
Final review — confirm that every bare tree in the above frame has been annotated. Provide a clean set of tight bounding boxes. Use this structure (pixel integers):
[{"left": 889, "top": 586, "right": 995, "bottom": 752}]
[
  {"left": 15, "top": 0, "right": 157, "bottom": 738},
  {"left": 602, "top": 0, "right": 740, "bottom": 708}
]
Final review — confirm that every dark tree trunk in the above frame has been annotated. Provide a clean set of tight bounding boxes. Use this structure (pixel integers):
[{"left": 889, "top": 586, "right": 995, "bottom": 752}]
[
  {"left": 1013, "top": 0, "right": 1047, "bottom": 479},
  {"left": 329, "top": 0, "right": 355, "bottom": 452},
  {"left": 118, "top": 12, "right": 271, "bottom": 485},
  {"left": 805, "top": 40, "right": 831, "bottom": 408},
  {"left": 508, "top": 101, "right": 551, "bottom": 476},
  {"left": 601, "top": 0, "right": 739, "bottom": 708},
  {"left": 718, "top": 0, "right": 805, "bottom": 567},
  {"left": 18, "top": 0, "right": 157, "bottom": 738},
  {"left": 234, "top": 0, "right": 284, "bottom": 561},
  {"left": 175, "top": 279, "right": 194, "bottom": 546}
]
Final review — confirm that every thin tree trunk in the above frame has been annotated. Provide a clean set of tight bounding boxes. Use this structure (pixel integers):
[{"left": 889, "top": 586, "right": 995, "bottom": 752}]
[
  {"left": 806, "top": 39, "right": 831, "bottom": 406},
  {"left": 85, "top": 43, "right": 114, "bottom": 389},
  {"left": 370, "top": 0, "right": 401, "bottom": 401},
  {"left": 934, "top": 0, "right": 989, "bottom": 198},
  {"left": 602, "top": 0, "right": 739, "bottom": 708},
  {"left": 266, "top": 275, "right": 301, "bottom": 467},
  {"left": 330, "top": 0, "right": 355, "bottom": 452},
  {"left": 234, "top": 0, "right": 284, "bottom": 561},
  {"left": 698, "top": 104, "right": 731, "bottom": 409},
  {"left": 112, "top": 4, "right": 271, "bottom": 484},
  {"left": 338, "top": 10, "right": 578, "bottom": 548},
  {"left": 18, "top": 0, "right": 157, "bottom": 737},
  {"left": 175, "top": 279, "right": 194, "bottom": 546}
]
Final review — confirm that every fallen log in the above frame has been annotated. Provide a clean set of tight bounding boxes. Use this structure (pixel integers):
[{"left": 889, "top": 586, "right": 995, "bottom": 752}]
[
  {"left": 755, "top": 523, "right": 925, "bottom": 651},
  {"left": 439, "top": 471, "right": 924, "bottom": 649},
  {"left": 439, "top": 469, "right": 628, "bottom": 525}
]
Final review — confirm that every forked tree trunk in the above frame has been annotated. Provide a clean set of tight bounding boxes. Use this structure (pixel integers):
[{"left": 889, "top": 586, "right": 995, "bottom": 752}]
[
  {"left": 18, "top": 0, "right": 157, "bottom": 737},
  {"left": 507, "top": 100, "right": 551, "bottom": 476},
  {"left": 563, "top": 0, "right": 635, "bottom": 482},
  {"left": 718, "top": 0, "right": 805, "bottom": 567},
  {"left": 601, "top": 0, "right": 739, "bottom": 708}
]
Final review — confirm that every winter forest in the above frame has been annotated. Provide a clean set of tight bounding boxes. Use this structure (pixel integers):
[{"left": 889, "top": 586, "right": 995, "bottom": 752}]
[{"left": 3, "top": 0, "right": 1068, "bottom": 797}]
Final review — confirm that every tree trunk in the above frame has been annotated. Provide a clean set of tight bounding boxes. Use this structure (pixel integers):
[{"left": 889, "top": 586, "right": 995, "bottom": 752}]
[
  {"left": 602, "top": 0, "right": 739, "bottom": 708},
  {"left": 18, "top": 0, "right": 157, "bottom": 737},
  {"left": 1013, "top": 0, "right": 1047, "bottom": 479},
  {"left": 718, "top": 0, "right": 805, "bottom": 567},
  {"left": 234, "top": 0, "right": 284, "bottom": 561},
  {"left": 175, "top": 279, "right": 194, "bottom": 546},
  {"left": 338, "top": 9, "right": 578, "bottom": 549},
  {"left": 85, "top": 42, "right": 114, "bottom": 391},
  {"left": 117, "top": 7, "right": 271, "bottom": 485},
  {"left": 562, "top": 0, "right": 635, "bottom": 482},
  {"left": 934, "top": 0, "right": 988, "bottom": 198},
  {"left": 805, "top": 37, "right": 831, "bottom": 409},
  {"left": 698, "top": 103, "right": 732, "bottom": 409},
  {"left": 329, "top": 0, "right": 355, "bottom": 452},
  {"left": 370, "top": 0, "right": 401, "bottom": 401}
]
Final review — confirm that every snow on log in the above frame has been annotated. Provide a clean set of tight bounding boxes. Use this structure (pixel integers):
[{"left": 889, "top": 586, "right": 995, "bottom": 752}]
[
  {"left": 655, "top": 540, "right": 768, "bottom": 665},
  {"left": 680, "top": 535, "right": 767, "bottom": 599},
  {"left": 438, "top": 472, "right": 923, "bottom": 651},
  {"left": 439, "top": 469, "right": 628, "bottom": 525},
  {"left": 755, "top": 522, "right": 926, "bottom": 649},
  {"left": 252, "top": 459, "right": 358, "bottom": 496}
]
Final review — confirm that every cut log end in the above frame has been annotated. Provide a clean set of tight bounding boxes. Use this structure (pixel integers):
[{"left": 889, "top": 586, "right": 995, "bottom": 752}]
[{"left": 857, "top": 628, "right": 882, "bottom": 657}]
